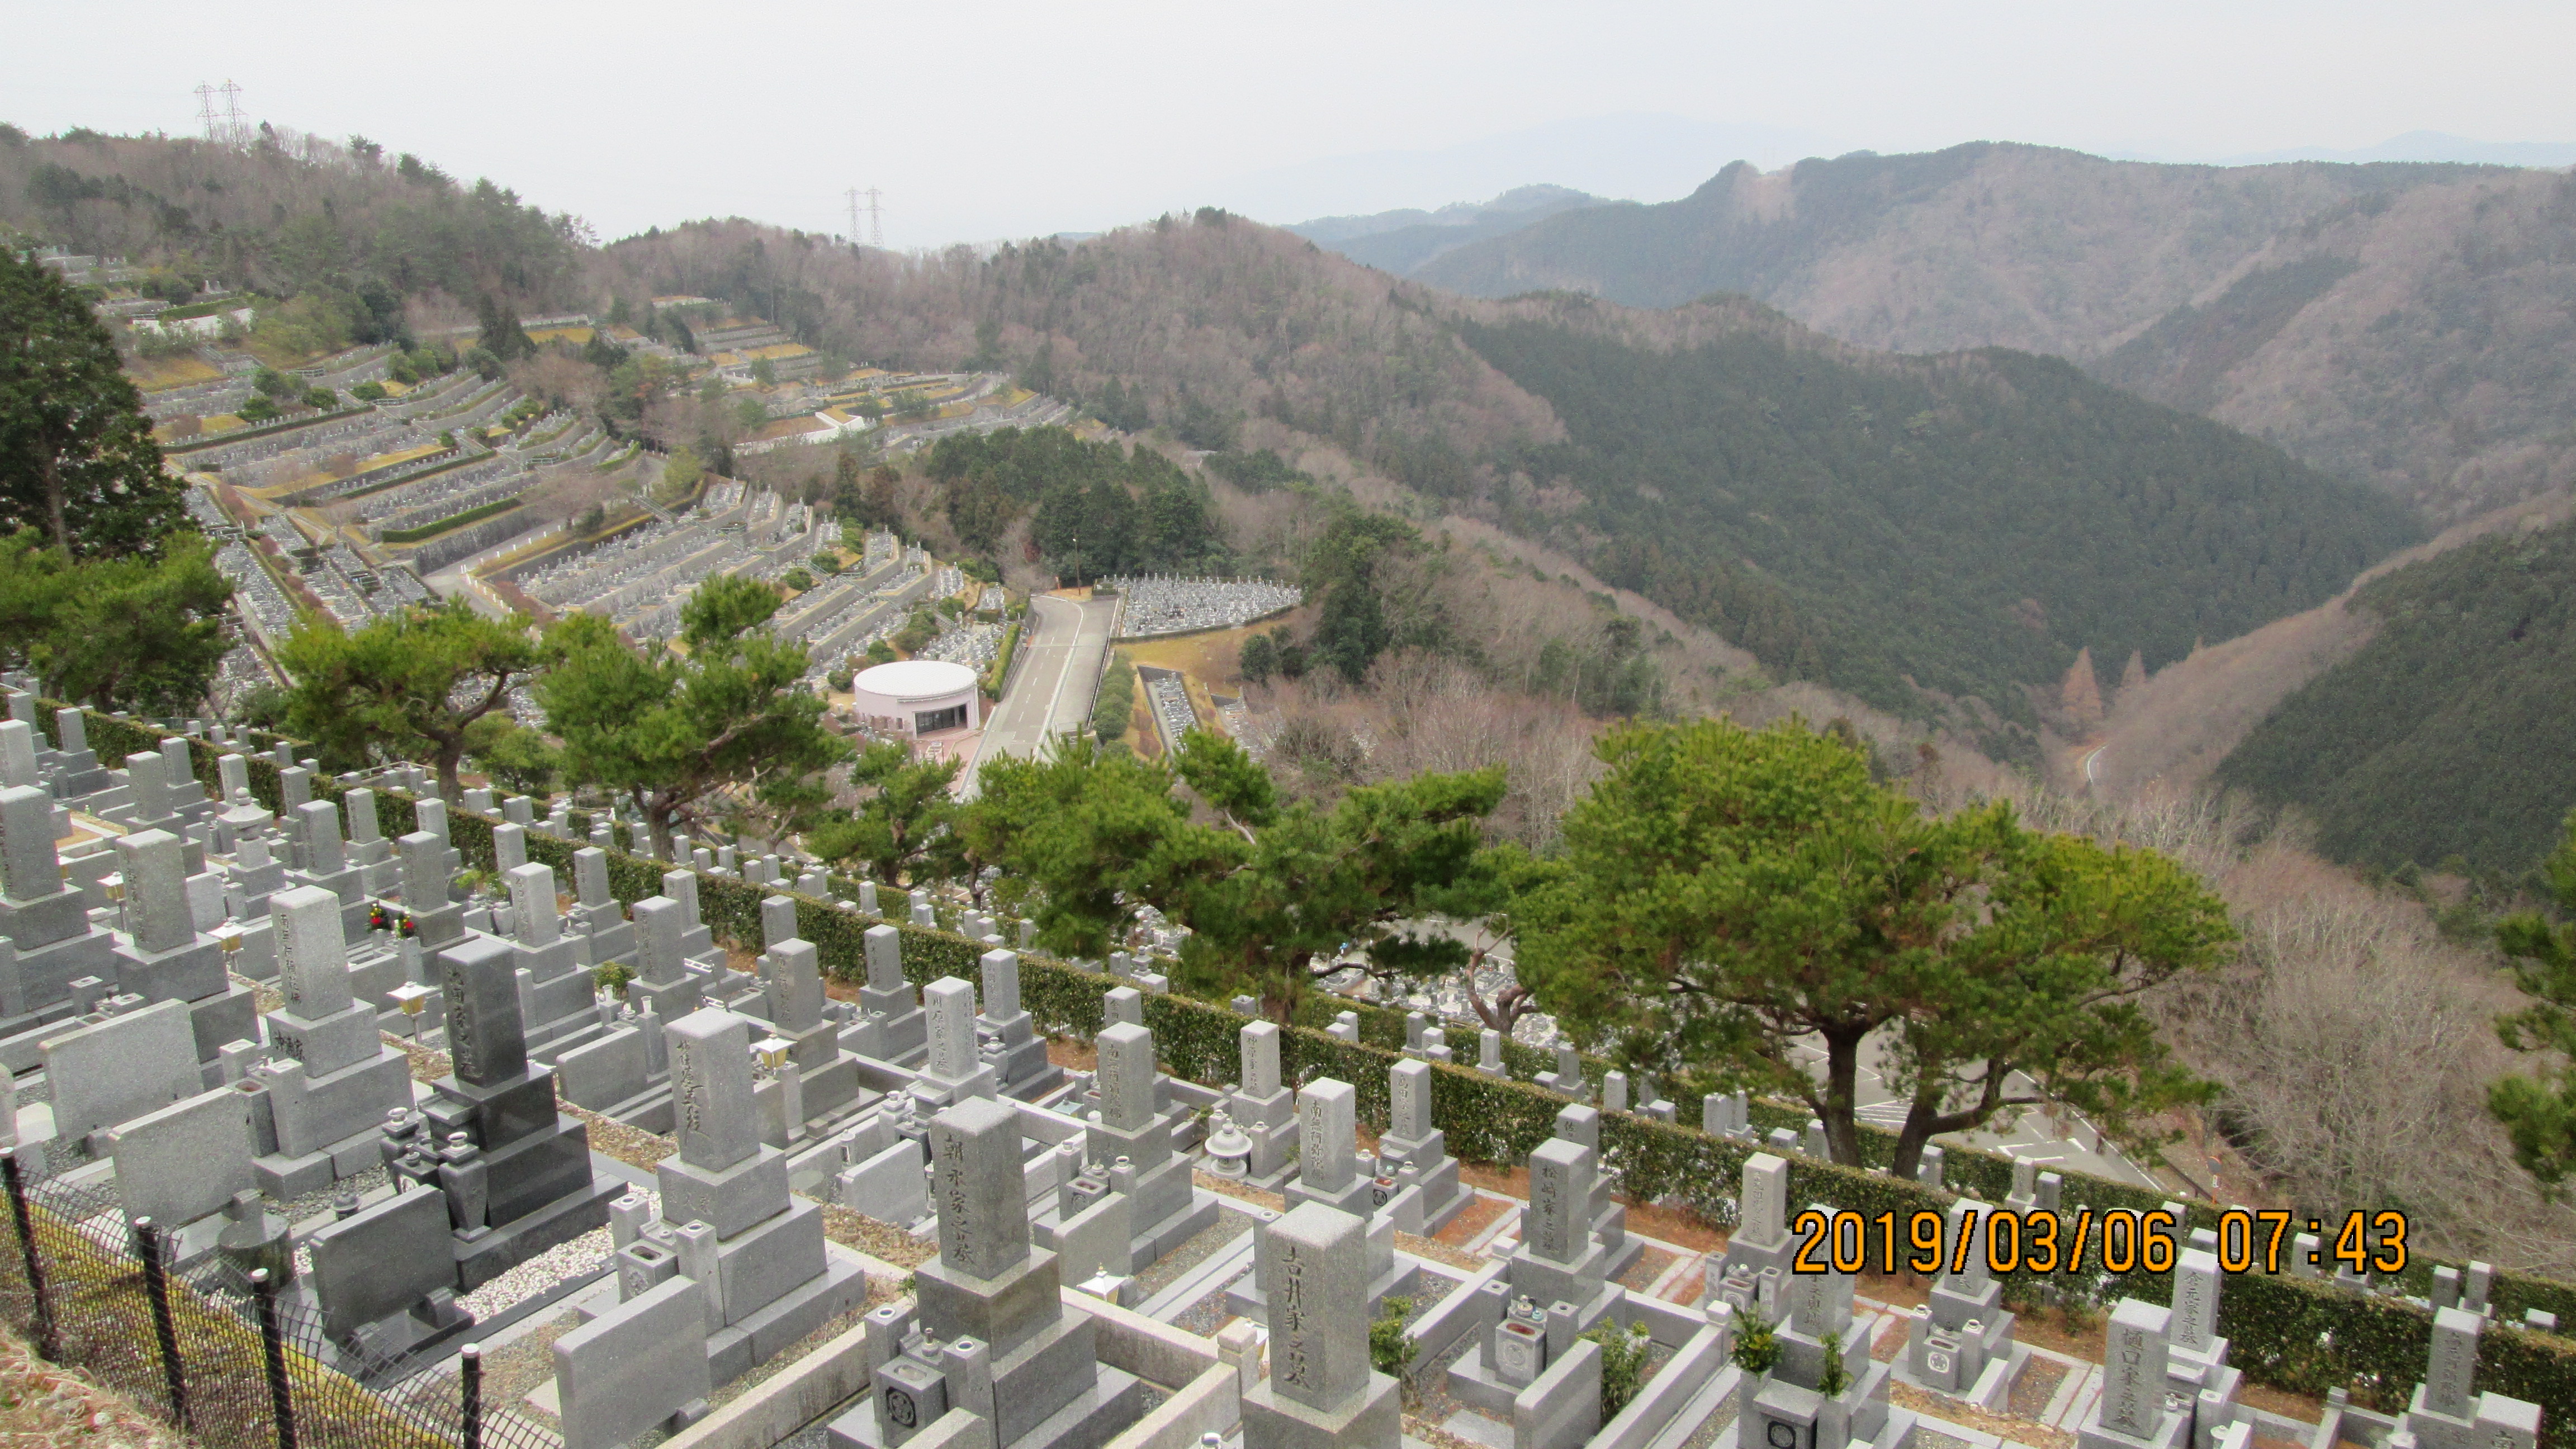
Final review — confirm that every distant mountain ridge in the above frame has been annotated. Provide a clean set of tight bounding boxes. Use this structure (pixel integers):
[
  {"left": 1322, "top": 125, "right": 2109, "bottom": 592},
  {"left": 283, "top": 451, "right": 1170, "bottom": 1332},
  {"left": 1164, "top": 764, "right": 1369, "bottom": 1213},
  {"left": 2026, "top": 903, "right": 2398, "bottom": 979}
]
[
  {"left": 1409, "top": 142, "right": 2576, "bottom": 522},
  {"left": 2196, "top": 130, "right": 2576, "bottom": 168},
  {"left": 1289, "top": 184, "right": 1604, "bottom": 276}
]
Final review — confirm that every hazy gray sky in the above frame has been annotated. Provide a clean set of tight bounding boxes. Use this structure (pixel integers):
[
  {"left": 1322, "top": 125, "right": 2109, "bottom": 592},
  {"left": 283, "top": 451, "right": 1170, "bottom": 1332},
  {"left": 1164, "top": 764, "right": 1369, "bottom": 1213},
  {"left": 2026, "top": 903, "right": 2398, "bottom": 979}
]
[{"left": 11, "top": 0, "right": 2571, "bottom": 247}]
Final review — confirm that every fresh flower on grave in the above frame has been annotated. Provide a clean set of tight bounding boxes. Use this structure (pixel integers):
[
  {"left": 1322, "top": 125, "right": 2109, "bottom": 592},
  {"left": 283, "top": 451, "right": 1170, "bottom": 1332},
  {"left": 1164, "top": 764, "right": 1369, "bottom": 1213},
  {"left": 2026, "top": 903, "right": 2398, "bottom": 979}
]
[
  {"left": 398, "top": 913, "right": 417, "bottom": 937},
  {"left": 368, "top": 905, "right": 390, "bottom": 932}
]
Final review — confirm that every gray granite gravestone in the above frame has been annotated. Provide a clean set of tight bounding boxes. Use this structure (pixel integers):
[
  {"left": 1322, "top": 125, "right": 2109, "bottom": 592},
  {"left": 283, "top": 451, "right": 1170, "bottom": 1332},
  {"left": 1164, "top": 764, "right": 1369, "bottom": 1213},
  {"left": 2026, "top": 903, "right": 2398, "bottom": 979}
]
[
  {"left": 910, "top": 978, "right": 995, "bottom": 1107},
  {"left": 111, "top": 828, "right": 253, "bottom": 1067},
  {"left": 975, "top": 950, "right": 1059, "bottom": 1098},
  {"left": 1285, "top": 1078, "right": 1371, "bottom": 1214},
  {"left": 2077, "top": 1301, "right": 2189, "bottom": 1449},
  {"left": 0, "top": 784, "right": 111, "bottom": 1033},
  {"left": 1227, "top": 1019, "right": 1298, "bottom": 1182},
  {"left": 248, "top": 885, "right": 410, "bottom": 1195},
  {"left": 845, "top": 924, "right": 926, "bottom": 1067},
  {"left": 1071, "top": 1020, "right": 1215, "bottom": 1271},
  {"left": 1376, "top": 1057, "right": 1472, "bottom": 1232},
  {"left": 1242, "top": 1201, "right": 1401, "bottom": 1449},
  {"left": 419, "top": 934, "right": 619, "bottom": 1289},
  {"left": 107, "top": 1085, "right": 255, "bottom": 1227},
  {"left": 847, "top": 1094, "right": 1141, "bottom": 1449},
  {"left": 643, "top": 1005, "right": 865, "bottom": 1384}
]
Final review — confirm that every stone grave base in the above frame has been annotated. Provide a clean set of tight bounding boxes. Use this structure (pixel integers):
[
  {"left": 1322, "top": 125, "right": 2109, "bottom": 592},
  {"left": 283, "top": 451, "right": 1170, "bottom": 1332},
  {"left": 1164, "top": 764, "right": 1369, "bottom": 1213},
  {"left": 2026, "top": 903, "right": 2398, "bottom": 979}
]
[
  {"left": 1442, "top": 1281, "right": 1625, "bottom": 1416},
  {"left": 454, "top": 1174, "right": 623, "bottom": 1291},
  {"left": 184, "top": 987, "right": 261, "bottom": 1081},
  {"left": 255, "top": 1124, "right": 394, "bottom": 1199},
  {"left": 2080, "top": 1408, "right": 2193, "bottom": 1449},
  {"left": 1867, "top": 1407, "right": 1925, "bottom": 1449},
  {"left": 1416, "top": 1178, "right": 1476, "bottom": 1236},
  {"left": 1891, "top": 1332, "right": 2028, "bottom": 1410},
  {"left": 1242, "top": 1372, "right": 1400, "bottom": 1449},
  {"left": 831, "top": 1367, "right": 1144, "bottom": 1449},
  {"left": 709, "top": 1252, "right": 870, "bottom": 1386},
  {"left": 319, "top": 1291, "right": 478, "bottom": 1377},
  {"left": 1600, "top": 1229, "right": 1645, "bottom": 1284},
  {"left": 0, "top": 1001, "right": 92, "bottom": 1074},
  {"left": 1129, "top": 1186, "right": 1221, "bottom": 1273}
]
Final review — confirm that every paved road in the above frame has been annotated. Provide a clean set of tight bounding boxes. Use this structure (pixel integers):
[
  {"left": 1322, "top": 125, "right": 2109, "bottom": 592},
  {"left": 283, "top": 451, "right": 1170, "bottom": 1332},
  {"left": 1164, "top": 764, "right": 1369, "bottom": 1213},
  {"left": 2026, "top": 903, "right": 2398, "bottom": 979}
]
[{"left": 961, "top": 593, "right": 1119, "bottom": 798}]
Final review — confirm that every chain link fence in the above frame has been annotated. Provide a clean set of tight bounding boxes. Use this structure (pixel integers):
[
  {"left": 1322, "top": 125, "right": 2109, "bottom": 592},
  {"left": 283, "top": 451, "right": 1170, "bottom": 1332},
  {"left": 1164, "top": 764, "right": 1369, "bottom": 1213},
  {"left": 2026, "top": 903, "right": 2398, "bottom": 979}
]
[{"left": 0, "top": 1158, "right": 561, "bottom": 1449}]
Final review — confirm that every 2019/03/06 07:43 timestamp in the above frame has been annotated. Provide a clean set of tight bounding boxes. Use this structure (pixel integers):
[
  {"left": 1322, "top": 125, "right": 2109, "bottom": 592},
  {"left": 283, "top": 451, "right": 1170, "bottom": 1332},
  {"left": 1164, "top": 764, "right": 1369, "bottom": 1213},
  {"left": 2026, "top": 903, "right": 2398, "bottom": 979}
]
[{"left": 1783, "top": 1207, "right": 2409, "bottom": 1276}]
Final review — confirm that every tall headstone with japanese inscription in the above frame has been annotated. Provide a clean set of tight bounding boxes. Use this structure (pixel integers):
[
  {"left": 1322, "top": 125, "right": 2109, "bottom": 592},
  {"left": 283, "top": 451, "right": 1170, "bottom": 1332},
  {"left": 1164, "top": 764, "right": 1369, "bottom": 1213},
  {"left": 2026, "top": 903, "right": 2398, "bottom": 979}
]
[
  {"left": 908, "top": 977, "right": 997, "bottom": 1108},
  {"left": 109, "top": 827, "right": 255, "bottom": 1071},
  {"left": 2078, "top": 1301, "right": 2191, "bottom": 1449},
  {"left": 245, "top": 884, "right": 412, "bottom": 1196},
  {"left": 2165, "top": 1246, "right": 2243, "bottom": 1449},
  {"left": 1225, "top": 1018, "right": 1299, "bottom": 1183},
  {"left": 2386, "top": 1307, "right": 2541, "bottom": 1449},
  {"left": 1746, "top": 1195, "right": 1908, "bottom": 1449},
  {"left": 1376, "top": 1057, "right": 1473, "bottom": 1233},
  {"left": 0, "top": 782, "right": 112, "bottom": 1064},
  {"left": 975, "top": 949, "right": 1060, "bottom": 1099},
  {"left": 415, "top": 934, "right": 621, "bottom": 1289},
  {"left": 505, "top": 861, "right": 602, "bottom": 1050},
  {"left": 1242, "top": 1201, "right": 1401, "bottom": 1449},
  {"left": 1080, "top": 1020, "right": 1216, "bottom": 1270},
  {"left": 826, "top": 1095, "right": 1144, "bottom": 1449},
  {"left": 1285, "top": 1078, "right": 1374, "bottom": 1215},
  {"left": 622, "top": 1006, "right": 866, "bottom": 1387},
  {"left": 843, "top": 922, "right": 927, "bottom": 1068},
  {"left": 1509, "top": 1134, "right": 1616, "bottom": 1323}
]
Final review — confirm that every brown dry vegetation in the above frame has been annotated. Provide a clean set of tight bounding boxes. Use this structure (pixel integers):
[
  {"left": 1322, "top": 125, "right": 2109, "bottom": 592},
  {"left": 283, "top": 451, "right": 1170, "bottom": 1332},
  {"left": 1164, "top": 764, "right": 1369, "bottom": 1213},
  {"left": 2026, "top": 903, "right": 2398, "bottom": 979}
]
[{"left": 1940, "top": 780, "right": 2576, "bottom": 1277}]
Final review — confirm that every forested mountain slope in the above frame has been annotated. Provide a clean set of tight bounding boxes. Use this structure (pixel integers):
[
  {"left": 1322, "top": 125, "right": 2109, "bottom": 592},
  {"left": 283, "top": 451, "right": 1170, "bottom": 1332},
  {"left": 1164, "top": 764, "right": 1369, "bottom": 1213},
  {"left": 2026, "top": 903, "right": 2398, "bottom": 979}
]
[
  {"left": 1453, "top": 297, "right": 2421, "bottom": 724},
  {"left": 1412, "top": 143, "right": 2576, "bottom": 521},
  {"left": 2215, "top": 515, "right": 2576, "bottom": 873}
]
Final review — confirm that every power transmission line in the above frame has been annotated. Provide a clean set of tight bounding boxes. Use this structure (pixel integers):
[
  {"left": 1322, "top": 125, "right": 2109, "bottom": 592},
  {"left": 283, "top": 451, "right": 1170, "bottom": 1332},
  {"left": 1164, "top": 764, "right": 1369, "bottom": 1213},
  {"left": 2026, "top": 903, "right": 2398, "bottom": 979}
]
[
  {"left": 193, "top": 83, "right": 220, "bottom": 143},
  {"left": 219, "top": 80, "right": 247, "bottom": 146},
  {"left": 863, "top": 187, "right": 883, "bottom": 249}
]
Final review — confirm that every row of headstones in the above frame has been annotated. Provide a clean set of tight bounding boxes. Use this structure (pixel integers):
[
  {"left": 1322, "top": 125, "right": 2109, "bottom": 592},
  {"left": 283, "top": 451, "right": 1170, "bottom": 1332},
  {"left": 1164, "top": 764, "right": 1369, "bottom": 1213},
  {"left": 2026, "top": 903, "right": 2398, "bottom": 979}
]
[{"left": 827, "top": 1085, "right": 1397, "bottom": 1449}]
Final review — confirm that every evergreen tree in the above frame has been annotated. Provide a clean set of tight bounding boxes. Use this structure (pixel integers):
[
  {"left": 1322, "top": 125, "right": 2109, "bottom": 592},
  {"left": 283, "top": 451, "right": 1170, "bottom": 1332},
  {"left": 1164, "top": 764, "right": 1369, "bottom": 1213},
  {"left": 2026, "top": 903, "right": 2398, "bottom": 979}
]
[
  {"left": 1514, "top": 717, "right": 2234, "bottom": 1176},
  {"left": 0, "top": 249, "right": 181, "bottom": 555},
  {"left": 278, "top": 600, "right": 545, "bottom": 799},
  {"left": 538, "top": 575, "right": 847, "bottom": 860},
  {"left": 475, "top": 292, "right": 535, "bottom": 361},
  {"left": 2490, "top": 811, "right": 2576, "bottom": 1190},
  {"left": 0, "top": 528, "right": 231, "bottom": 711}
]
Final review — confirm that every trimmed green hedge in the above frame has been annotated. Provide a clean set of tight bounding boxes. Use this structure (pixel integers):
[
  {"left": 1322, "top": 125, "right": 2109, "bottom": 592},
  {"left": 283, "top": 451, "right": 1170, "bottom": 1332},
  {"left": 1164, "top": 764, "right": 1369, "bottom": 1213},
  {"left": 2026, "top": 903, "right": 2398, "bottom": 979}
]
[
  {"left": 45, "top": 703, "right": 2576, "bottom": 1441},
  {"left": 164, "top": 403, "right": 377, "bottom": 454},
  {"left": 379, "top": 498, "right": 523, "bottom": 545}
]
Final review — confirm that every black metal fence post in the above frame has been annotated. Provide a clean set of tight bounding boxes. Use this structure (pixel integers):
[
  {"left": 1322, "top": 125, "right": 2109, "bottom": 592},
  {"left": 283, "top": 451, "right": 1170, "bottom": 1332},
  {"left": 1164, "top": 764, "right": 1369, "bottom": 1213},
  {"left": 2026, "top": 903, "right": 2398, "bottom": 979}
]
[
  {"left": 132, "top": 1216, "right": 188, "bottom": 1428},
  {"left": 2, "top": 1153, "right": 55, "bottom": 1360},
  {"left": 252, "top": 1267, "right": 296, "bottom": 1449},
  {"left": 460, "top": 1342, "right": 483, "bottom": 1449}
]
